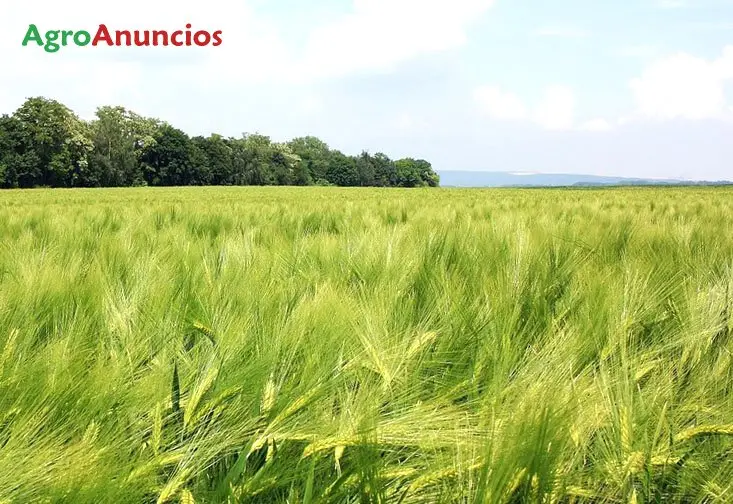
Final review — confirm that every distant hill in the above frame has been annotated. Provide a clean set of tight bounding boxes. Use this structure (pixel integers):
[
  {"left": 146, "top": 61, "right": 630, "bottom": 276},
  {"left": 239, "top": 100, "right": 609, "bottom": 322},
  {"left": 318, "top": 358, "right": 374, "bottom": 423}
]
[{"left": 438, "top": 171, "right": 733, "bottom": 188}]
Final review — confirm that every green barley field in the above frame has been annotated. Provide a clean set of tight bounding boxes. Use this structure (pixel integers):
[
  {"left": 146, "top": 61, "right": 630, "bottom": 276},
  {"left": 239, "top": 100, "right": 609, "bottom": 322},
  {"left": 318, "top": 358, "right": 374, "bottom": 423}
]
[{"left": 1, "top": 186, "right": 732, "bottom": 503}]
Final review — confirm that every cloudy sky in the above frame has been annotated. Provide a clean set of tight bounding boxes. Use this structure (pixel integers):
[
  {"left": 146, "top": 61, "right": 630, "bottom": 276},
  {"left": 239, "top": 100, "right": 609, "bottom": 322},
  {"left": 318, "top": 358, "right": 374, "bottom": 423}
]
[{"left": 2, "top": 0, "right": 733, "bottom": 179}]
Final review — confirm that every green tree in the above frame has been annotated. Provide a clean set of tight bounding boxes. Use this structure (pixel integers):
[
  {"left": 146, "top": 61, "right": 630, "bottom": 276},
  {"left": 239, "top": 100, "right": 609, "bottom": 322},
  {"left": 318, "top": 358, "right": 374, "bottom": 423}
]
[
  {"left": 229, "top": 138, "right": 250, "bottom": 185},
  {"left": 11, "top": 97, "right": 93, "bottom": 187},
  {"left": 0, "top": 114, "right": 20, "bottom": 188},
  {"left": 415, "top": 159, "right": 440, "bottom": 187},
  {"left": 326, "top": 151, "right": 360, "bottom": 186},
  {"left": 88, "top": 106, "right": 159, "bottom": 187},
  {"left": 194, "top": 135, "right": 234, "bottom": 185},
  {"left": 239, "top": 133, "right": 276, "bottom": 185},
  {"left": 271, "top": 142, "right": 302, "bottom": 185},
  {"left": 288, "top": 136, "right": 331, "bottom": 184},
  {"left": 0, "top": 96, "right": 439, "bottom": 189},
  {"left": 0, "top": 113, "right": 41, "bottom": 188},
  {"left": 395, "top": 158, "right": 424, "bottom": 187},
  {"left": 141, "top": 124, "right": 202, "bottom": 186},
  {"left": 356, "top": 151, "right": 376, "bottom": 186},
  {"left": 394, "top": 158, "right": 439, "bottom": 187},
  {"left": 372, "top": 152, "right": 398, "bottom": 187}
]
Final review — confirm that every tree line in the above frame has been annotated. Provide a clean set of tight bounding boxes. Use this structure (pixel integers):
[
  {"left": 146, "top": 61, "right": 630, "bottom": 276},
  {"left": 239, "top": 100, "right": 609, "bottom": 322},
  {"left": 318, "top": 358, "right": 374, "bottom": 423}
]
[{"left": 0, "top": 97, "right": 440, "bottom": 189}]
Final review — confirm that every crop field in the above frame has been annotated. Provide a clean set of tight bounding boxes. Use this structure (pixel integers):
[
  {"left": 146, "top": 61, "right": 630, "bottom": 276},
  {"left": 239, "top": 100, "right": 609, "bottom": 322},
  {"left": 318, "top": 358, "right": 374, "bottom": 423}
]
[{"left": 0, "top": 186, "right": 732, "bottom": 503}]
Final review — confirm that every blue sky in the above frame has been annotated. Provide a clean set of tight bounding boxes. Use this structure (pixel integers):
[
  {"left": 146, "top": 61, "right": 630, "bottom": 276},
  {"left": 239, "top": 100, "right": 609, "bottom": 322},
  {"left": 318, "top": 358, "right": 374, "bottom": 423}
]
[{"left": 2, "top": 0, "right": 733, "bottom": 179}]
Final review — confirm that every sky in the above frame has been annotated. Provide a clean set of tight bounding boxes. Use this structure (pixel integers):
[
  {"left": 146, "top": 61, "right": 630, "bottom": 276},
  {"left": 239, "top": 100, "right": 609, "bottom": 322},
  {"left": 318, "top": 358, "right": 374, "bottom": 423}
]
[{"left": 2, "top": 0, "right": 733, "bottom": 180}]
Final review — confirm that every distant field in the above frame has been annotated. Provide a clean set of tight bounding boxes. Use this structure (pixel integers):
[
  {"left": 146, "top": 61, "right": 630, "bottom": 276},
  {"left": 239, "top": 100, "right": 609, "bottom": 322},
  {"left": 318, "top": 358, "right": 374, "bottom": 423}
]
[{"left": 1, "top": 186, "right": 732, "bottom": 503}]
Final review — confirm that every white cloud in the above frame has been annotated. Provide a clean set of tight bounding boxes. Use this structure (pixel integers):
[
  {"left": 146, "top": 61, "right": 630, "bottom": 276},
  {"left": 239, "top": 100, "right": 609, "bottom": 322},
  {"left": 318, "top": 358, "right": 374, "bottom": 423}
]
[
  {"left": 613, "top": 45, "right": 661, "bottom": 59},
  {"left": 473, "top": 86, "right": 528, "bottom": 120},
  {"left": 688, "top": 22, "right": 733, "bottom": 32},
  {"left": 474, "top": 85, "right": 579, "bottom": 131},
  {"left": 296, "top": 0, "right": 494, "bottom": 80},
  {"left": 299, "top": 96, "right": 324, "bottom": 115},
  {"left": 394, "top": 113, "right": 414, "bottom": 130},
  {"left": 393, "top": 112, "right": 429, "bottom": 131},
  {"left": 532, "top": 86, "right": 576, "bottom": 131},
  {"left": 395, "top": 113, "right": 413, "bottom": 130},
  {"left": 655, "top": 0, "right": 687, "bottom": 8},
  {"left": 629, "top": 46, "right": 733, "bottom": 121},
  {"left": 535, "top": 26, "right": 590, "bottom": 38},
  {"left": 581, "top": 118, "right": 613, "bottom": 131}
]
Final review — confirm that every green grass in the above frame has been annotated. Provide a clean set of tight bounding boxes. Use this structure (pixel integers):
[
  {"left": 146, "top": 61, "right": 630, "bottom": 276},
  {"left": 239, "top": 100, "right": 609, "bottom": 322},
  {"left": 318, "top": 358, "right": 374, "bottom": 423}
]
[{"left": 0, "top": 186, "right": 732, "bottom": 503}]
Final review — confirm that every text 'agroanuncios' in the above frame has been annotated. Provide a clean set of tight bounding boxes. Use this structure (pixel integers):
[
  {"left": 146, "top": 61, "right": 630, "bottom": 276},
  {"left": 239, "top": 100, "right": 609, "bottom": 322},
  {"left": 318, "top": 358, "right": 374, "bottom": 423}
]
[{"left": 22, "top": 24, "right": 223, "bottom": 53}]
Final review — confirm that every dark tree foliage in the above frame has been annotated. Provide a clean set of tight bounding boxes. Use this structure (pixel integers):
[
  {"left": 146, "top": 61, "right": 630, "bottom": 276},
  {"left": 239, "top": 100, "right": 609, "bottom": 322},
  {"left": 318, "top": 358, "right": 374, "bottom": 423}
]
[
  {"left": 326, "top": 151, "right": 360, "bottom": 187},
  {"left": 0, "top": 97, "right": 440, "bottom": 189},
  {"left": 0, "top": 98, "right": 93, "bottom": 188},
  {"left": 0, "top": 115, "right": 22, "bottom": 188}
]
